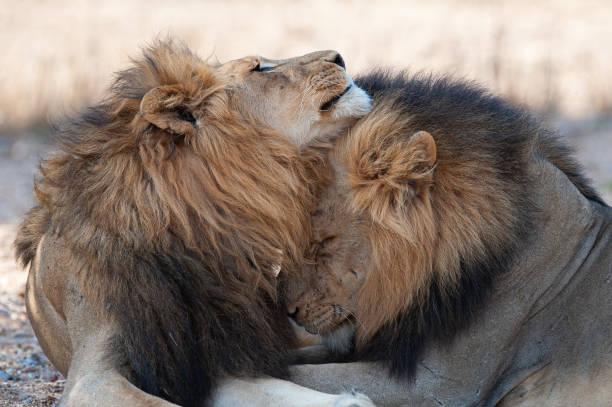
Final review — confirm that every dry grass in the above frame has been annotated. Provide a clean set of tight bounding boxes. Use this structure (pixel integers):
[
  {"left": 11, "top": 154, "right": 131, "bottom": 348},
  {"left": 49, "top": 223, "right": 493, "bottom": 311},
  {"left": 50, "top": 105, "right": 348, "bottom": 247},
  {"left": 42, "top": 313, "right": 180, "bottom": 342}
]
[{"left": 1, "top": 0, "right": 612, "bottom": 131}]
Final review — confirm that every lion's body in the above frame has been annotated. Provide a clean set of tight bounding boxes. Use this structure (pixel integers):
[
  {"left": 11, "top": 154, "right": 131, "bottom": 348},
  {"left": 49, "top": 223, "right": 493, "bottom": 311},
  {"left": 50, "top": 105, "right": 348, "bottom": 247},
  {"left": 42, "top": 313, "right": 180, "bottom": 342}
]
[
  {"left": 15, "top": 41, "right": 373, "bottom": 407},
  {"left": 290, "top": 173, "right": 612, "bottom": 405},
  {"left": 285, "top": 72, "right": 612, "bottom": 405}
]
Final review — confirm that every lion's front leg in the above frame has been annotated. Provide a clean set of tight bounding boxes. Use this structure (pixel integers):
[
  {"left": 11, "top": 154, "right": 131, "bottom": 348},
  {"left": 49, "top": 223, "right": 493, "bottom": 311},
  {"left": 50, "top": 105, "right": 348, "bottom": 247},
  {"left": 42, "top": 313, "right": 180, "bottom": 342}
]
[
  {"left": 26, "top": 234, "right": 176, "bottom": 407},
  {"left": 210, "top": 377, "right": 376, "bottom": 407},
  {"left": 58, "top": 297, "right": 179, "bottom": 407},
  {"left": 61, "top": 370, "right": 178, "bottom": 407}
]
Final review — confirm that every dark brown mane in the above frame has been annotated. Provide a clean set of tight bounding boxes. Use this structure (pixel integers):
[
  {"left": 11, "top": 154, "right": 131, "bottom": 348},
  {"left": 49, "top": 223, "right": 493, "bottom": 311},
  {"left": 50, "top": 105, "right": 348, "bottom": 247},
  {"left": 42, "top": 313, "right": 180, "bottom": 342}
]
[{"left": 334, "top": 71, "right": 604, "bottom": 377}]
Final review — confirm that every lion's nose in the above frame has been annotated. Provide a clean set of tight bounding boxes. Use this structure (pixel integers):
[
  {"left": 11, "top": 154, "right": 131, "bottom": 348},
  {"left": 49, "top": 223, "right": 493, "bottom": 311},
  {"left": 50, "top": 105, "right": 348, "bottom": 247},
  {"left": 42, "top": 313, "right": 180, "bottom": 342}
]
[{"left": 327, "top": 53, "right": 346, "bottom": 70}]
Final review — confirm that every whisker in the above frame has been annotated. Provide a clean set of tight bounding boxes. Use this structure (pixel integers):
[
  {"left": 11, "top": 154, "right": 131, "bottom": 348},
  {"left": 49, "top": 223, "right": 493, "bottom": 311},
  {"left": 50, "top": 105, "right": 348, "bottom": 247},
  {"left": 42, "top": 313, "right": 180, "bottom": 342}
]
[
  {"left": 297, "top": 83, "right": 315, "bottom": 116},
  {"left": 335, "top": 304, "right": 364, "bottom": 329}
]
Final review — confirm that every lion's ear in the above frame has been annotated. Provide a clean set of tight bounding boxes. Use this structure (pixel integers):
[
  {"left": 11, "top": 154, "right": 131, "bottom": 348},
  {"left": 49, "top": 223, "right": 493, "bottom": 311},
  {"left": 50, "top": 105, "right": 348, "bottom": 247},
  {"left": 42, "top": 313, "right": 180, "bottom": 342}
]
[
  {"left": 349, "top": 130, "right": 437, "bottom": 236},
  {"left": 351, "top": 129, "right": 437, "bottom": 191},
  {"left": 408, "top": 130, "right": 437, "bottom": 170},
  {"left": 140, "top": 85, "right": 199, "bottom": 138}
]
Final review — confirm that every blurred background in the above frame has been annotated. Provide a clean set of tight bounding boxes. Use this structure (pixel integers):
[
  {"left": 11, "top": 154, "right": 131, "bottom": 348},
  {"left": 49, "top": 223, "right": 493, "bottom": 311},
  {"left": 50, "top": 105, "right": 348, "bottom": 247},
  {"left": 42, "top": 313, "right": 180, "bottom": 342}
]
[{"left": 1, "top": 0, "right": 611, "bottom": 404}]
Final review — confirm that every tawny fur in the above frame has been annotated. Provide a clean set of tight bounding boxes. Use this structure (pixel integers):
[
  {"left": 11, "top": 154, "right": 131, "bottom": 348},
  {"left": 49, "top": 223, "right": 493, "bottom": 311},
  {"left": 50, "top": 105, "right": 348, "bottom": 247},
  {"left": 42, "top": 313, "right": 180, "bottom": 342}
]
[
  {"left": 344, "top": 99, "right": 526, "bottom": 340},
  {"left": 14, "top": 41, "right": 326, "bottom": 406},
  {"left": 286, "top": 71, "right": 606, "bottom": 378}
]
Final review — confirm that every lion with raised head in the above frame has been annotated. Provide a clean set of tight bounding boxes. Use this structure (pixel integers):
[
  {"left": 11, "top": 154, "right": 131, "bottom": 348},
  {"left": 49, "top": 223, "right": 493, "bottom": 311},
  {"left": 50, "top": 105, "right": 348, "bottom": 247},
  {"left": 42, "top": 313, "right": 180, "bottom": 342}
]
[
  {"left": 14, "top": 40, "right": 374, "bottom": 407},
  {"left": 284, "top": 72, "right": 612, "bottom": 405}
]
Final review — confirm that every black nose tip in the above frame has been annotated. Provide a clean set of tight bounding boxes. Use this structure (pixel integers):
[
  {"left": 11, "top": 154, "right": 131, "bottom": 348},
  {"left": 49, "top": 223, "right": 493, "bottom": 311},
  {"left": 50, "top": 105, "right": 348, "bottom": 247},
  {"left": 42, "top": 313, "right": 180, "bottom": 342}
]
[{"left": 329, "top": 53, "right": 345, "bottom": 70}]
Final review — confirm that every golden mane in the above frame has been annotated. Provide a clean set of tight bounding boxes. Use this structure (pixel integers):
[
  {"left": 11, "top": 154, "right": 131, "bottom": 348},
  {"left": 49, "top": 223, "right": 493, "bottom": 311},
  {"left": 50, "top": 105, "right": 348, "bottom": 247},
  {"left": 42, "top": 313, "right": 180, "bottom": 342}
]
[
  {"left": 341, "top": 100, "right": 525, "bottom": 341},
  {"left": 36, "top": 42, "right": 312, "bottom": 280},
  {"left": 16, "top": 40, "right": 321, "bottom": 405}
]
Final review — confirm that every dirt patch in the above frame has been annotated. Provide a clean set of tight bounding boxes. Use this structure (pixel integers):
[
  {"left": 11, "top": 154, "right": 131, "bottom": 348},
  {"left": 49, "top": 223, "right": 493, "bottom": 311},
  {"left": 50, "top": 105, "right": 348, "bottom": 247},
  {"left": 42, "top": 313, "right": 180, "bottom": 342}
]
[
  {"left": 0, "top": 286, "right": 64, "bottom": 407},
  {"left": 0, "top": 138, "right": 64, "bottom": 407}
]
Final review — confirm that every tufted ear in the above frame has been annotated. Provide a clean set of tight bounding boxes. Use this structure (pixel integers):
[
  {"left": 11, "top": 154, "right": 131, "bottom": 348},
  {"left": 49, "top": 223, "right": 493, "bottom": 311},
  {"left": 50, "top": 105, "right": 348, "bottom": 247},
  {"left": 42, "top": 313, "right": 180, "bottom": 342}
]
[
  {"left": 407, "top": 130, "right": 437, "bottom": 171},
  {"left": 349, "top": 130, "right": 437, "bottom": 237},
  {"left": 352, "top": 129, "right": 436, "bottom": 192},
  {"left": 140, "top": 85, "right": 199, "bottom": 138}
]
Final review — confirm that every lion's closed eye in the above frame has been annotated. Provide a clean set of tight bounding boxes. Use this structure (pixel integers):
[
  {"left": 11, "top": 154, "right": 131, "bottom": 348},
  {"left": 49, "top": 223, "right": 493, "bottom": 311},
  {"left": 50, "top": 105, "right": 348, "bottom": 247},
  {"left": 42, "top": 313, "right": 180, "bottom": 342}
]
[
  {"left": 312, "top": 236, "right": 336, "bottom": 259},
  {"left": 251, "top": 63, "right": 275, "bottom": 72}
]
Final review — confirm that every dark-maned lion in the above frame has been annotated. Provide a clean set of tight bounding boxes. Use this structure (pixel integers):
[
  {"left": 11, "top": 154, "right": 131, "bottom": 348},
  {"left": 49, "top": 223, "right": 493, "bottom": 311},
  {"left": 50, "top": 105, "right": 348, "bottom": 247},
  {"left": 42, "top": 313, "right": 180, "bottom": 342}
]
[
  {"left": 15, "top": 40, "right": 373, "bottom": 406},
  {"left": 283, "top": 72, "right": 612, "bottom": 406}
]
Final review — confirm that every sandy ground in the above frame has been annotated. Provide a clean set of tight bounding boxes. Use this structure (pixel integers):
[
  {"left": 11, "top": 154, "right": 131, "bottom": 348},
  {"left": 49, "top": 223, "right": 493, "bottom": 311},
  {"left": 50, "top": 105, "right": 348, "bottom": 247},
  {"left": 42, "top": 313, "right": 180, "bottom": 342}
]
[
  {"left": 0, "top": 137, "right": 65, "bottom": 406},
  {"left": 0, "top": 277, "right": 64, "bottom": 406},
  {"left": 0, "top": 119, "right": 610, "bottom": 405}
]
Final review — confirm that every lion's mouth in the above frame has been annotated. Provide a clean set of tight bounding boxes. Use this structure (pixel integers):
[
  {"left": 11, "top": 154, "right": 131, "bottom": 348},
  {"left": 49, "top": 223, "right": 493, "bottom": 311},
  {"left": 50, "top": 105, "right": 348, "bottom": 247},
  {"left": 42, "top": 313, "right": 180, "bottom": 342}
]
[
  {"left": 299, "top": 308, "right": 354, "bottom": 335},
  {"left": 320, "top": 84, "right": 353, "bottom": 112}
]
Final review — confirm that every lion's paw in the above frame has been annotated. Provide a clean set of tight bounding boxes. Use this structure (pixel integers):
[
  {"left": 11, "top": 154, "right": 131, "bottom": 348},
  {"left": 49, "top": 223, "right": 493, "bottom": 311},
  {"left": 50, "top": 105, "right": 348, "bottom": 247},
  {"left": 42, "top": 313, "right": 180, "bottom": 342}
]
[{"left": 334, "top": 391, "right": 376, "bottom": 407}]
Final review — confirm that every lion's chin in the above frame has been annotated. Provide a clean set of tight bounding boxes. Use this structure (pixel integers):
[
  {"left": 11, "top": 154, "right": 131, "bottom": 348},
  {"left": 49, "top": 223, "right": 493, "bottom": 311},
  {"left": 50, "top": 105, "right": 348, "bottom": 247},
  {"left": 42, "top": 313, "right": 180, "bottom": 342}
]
[
  {"left": 321, "top": 323, "right": 355, "bottom": 355},
  {"left": 301, "top": 319, "right": 337, "bottom": 336},
  {"left": 301, "top": 316, "right": 354, "bottom": 337},
  {"left": 331, "top": 80, "right": 372, "bottom": 120}
]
